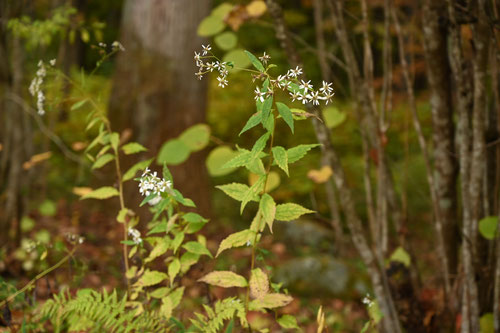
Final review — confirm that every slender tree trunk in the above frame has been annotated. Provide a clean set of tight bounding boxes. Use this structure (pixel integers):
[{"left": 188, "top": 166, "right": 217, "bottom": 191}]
[{"left": 109, "top": 0, "right": 212, "bottom": 216}]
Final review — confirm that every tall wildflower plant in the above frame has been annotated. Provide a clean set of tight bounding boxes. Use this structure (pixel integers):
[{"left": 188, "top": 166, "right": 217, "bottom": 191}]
[{"left": 6, "top": 43, "right": 334, "bottom": 332}]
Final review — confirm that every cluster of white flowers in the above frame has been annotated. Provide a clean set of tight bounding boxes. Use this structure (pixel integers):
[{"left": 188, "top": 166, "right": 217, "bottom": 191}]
[
  {"left": 112, "top": 41, "right": 125, "bottom": 52},
  {"left": 29, "top": 60, "right": 55, "bottom": 115},
  {"left": 194, "top": 44, "right": 230, "bottom": 88},
  {"left": 138, "top": 168, "right": 172, "bottom": 203},
  {"left": 362, "top": 294, "right": 374, "bottom": 307},
  {"left": 128, "top": 228, "right": 142, "bottom": 245},
  {"left": 271, "top": 66, "right": 335, "bottom": 106}
]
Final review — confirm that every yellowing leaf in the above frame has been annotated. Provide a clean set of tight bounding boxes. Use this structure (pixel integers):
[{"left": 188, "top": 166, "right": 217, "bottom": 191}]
[
  {"left": 182, "top": 241, "right": 212, "bottom": 258},
  {"left": 179, "top": 124, "right": 210, "bottom": 152},
  {"left": 80, "top": 186, "right": 119, "bottom": 200},
  {"left": 145, "top": 238, "right": 170, "bottom": 263},
  {"left": 249, "top": 268, "right": 269, "bottom": 299},
  {"left": 246, "top": 1, "right": 267, "bottom": 17},
  {"left": 136, "top": 270, "right": 167, "bottom": 287},
  {"left": 216, "top": 229, "right": 255, "bottom": 257},
  {"left": 73, "top": 187, "right": 92, "bottom": 197},
  {"left": 389, "top": 247, "right": 411, "bottom": 267},
  {"left": 259, "top": 194, "right": 276, "bottom": 233},
  {"left": 121, "top": 142, "right": 148, "bottom": 155},
  {"left": 307, "top": 165, "right": 333, "bottom": 184},
  {"left": 216, "top": 183, "right": 257, "bottom": 202},
  {"left": 206, "top": 146, "right": 239, "bottom": 176},
  {"left": 198, "top": 271, "right": 248, "bottom": 288},
  {"left": 277, "top": 315, "right": 299, "bottom": 329},
  {"left": 168, "top": 258, "right": 181, "bottom": 285},
  {"left": 248, "top": 293, "right": 293, "bottom": 310},
  {"left": 91, "top": 153, "right": 114, "bottom": 169},
  {"left": 249, "top": 171, "right": 280, "bottom": 193},
  {"left": 275, "top": 203, "right": 314, "bottom": 221}
]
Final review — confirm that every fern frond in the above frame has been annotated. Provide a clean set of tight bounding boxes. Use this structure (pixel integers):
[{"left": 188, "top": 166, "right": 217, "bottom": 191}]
[{"left": 190, "top": 297, "right": 248, "bottom": 333}]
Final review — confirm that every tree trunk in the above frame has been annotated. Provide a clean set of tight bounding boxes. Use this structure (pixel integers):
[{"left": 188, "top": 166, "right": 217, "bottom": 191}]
[{"left": 109, "top": 0, "right": 212, "bottom": 216}]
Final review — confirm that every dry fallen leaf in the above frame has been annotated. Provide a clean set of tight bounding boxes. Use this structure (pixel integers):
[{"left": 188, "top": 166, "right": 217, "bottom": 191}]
[
  {"left": 307, "top": 165, "right": 333, "bottom": 184},
  {"left": 23, "top": 151, "right": 52, "bottom": 170}
]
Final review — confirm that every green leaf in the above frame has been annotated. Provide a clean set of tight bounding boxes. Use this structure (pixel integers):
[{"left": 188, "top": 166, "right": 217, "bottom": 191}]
[
  {"left": 244, "top": 50, "right": 265, "bottom": 72},
  {"left": 80, "top": 186, "right": 119, "bottom": 200},
  {"left": 70, "top": 99, "right": 88, "bottom": 111},
  {"left": 179, "top": 124, "right": 210, "bottom": 152},
  {"left": 198, "top": 271, "right": 248, "bottom": 288},
  {"left": 217, "top": 183, "right": 258, "bottom": 202},
  {"left": 39, "top": 200, "right": 56, "bottom": 217},
  {"left": 214, "top": 31, "right": 237, "bottom": 51},
  {"left": 272, "top": 146, "right": 288, "bottom": 176},
  {"left": 249, "top": 268, "right": 269, "bottom": 299},
  {"left": 150, "top": 287, "right": 170, "bottom": 299},
  {"left": 222, "top": 151, "right": 253, "bottom": 169},
  {"left": 216, "top": 229, "right": 256, "bottom": 257},
  {"left": 212, "top": 3, "right": 234, "bottom": 19},
  {"left": 168, "top": 258, "right": 181, "bottom": 285},
  {"left": 136, "top": 270, "right": 167, "bottom": 287},
  {"left": 277, "top": 315, "right": 299, "bottom": 330},
  {"left": 323, "top": 106, "right": 346, "bottom": 129},
  {"left": 145, "top": 238, "right": 171, "bottom": 263},
  {"left": 260, "top": 96, "right": 273, "bottom": 123},
  {"left": 251, "top": 132, "right": 270, "bottom": 156},
  {"left": 121, "top": 142, "right": 148, "bottom": 155},
  {"left": 248, "top": 293, "right": 293, "bottom": 310},
  {"left": 206, "top": 146, "right": 239, "bottom": 176},
  {"left": 223, "top": 49, "right": 252, "bottom": 71},
  {"left": 480, "top": 313, "right": 494, "bottom": 333},
  {"left": 276, "top": 102, "right": 294, "bottom": 133},
  {"left": 241, "top": 175, "right": 265, "bottom": 213},
  {"left": 182, "top": 241, "right": 212, "bottom": 258},
  {"left": 479, "top": 216, "right": 498, "bottom": 240},
  {"left": 239, "top": 112, "right": 262, "bottom": 135},
  {"left": 168, "top": 286, "right": 185, "bottom": 309},
  {"left": 259, "top": 194, "right": 276, "bottom": 233},
  {"left": 389, "top": 247, "right": 411, "bottom": 267},
  {"left": 287, "top": 144, "right": 321, "bottom": 164},
  {"left": 110, "top": 133, "right": 120, "bottom": 151},
  {"left": 225, "top": 319, "right": 234, "bottom": 333},
  {"left": 157, "top": 139, "right": 191, "bottom": 165},
  {"left": 275, "top": 203, "right": 314, "bottom": 221},
  {"left": 172, "top": 232, "right": 185, "bottom": 254},
  {"left": 122, "top": 158, "right": 154, "bottom": 182},
  {"left": 368, "top": 300, "right": 383, "bottom": 324},
  {"left": 181, "top": 252, "right": 200, "bottom": 273},
  {"left": 91, "top": 153, "right": 114, "bottom": 169},
  {"left": 197, "top": 15, "right": 225, "bottom": 37}
]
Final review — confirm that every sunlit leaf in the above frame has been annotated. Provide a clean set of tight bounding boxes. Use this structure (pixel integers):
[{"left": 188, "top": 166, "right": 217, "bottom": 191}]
[
  {"left": 249, "top": 268, "right": 269, "bottom": 299},
  {"left": 216, "top": 229, "right": 256, "bottom": 257},
  {"left": 275, "top": 203, "right": 314, "bottom": 221},
  {"left": 80, "top": 186, "right": 119, "bottom": 200},
  {"left": 198, "top": 271, "right": 248, "bottom": 288}
]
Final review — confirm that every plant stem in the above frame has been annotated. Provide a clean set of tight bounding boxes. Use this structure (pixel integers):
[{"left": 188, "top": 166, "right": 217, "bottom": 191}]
[{"left": 0, "top": 246, "right": 78, "bottom": 308}]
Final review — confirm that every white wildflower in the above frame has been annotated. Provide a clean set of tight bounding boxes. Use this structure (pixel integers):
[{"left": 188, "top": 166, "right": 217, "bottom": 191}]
[
  {"left": 289, "top": 90, "right": 301, "bottom": 102},
  {"left": 306, "top": 91, "right": 324, "bottom": 106},
  {"left": 299, "top": 79, "right": 313, "bottom": 91},
  {"left": 112, "top": 41, "right": 125, "bottom": 51},
  {"left": 138, "top": 168, "right": 172, "bottom": 198},
  {"left": 98, "top": 42, "right": 106, "bottom": 48},
  {"left": 194, "top": 52, "right": 201, "bottom": 63},
  {"left": 362, "top": 294, "right": 374, "bottom": 307},
  {"left": 287, "top": 66, "right": 303, "bottom": 78},
  {"left": 254, "top": 87, "right": 266, "bottom": 102},
  {"left": 202, "top": 44, "right": 212, "bottom": 56},
  {"left": 195, "top": 71, "right": 204, "bottom": 80},
  {"left": 323, "top": 91, "right": 335, "bottom": 105},
  {"left": 319, "top": 81, "right": 333, "bottom": 94},
  {"left": 128, "top": 228, "right": 143, "bottom": 245},
  {"left": 30, "top": 61, "right": 47, "bottom": 115},
  {"left": 49, "top": 59, "right": 56, "bottom": 66},
  {"left": 217, "top": 76, "right": 228, "bottom": 88},
  {"left": 259, "top": 52, "right": 271, "bottom": 65}
]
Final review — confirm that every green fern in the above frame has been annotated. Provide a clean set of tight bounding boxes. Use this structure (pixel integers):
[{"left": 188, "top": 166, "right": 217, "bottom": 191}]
[
  {"left": 38, "top": 288, "right": 170, "bottom": 332},
  {"left": 190, "top": 298, "right": 248, "bottom": 333}
]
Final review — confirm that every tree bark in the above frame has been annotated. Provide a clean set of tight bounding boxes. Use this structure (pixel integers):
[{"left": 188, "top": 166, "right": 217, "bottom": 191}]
[{"left": 109, "top": 0, "right": 212, "bottom": 216}]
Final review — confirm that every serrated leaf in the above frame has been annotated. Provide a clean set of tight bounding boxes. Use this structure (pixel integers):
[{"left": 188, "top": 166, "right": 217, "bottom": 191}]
[
  {"left": 198, "top": 271, "right": 248, "bottom": 288},
  {"left": 259, "top": 194, "right": 276, "bottom": 233},
  {"left": 276, "top": 102, "right": 294, "bottom": 133},
  {"left": 122, "top": 158, "right": 154, "bottom": 182},
  {"left": 149, "top": 287, "right": 170, "bottom": 299},
  {"left": 389, "top": 247, "right": 411, "bottom": 267},
  {"left": 241, "top": 175, "right": 265, "bottom": 213},
  {"left": 479, "top": 216, "right": 498, "bottom": 240},
  {"left": 80, "top": 186, "right": 119, "bottom": 200},
  {"left": 180, "top": 252, "right": 200, "bottom": 273},
  {"left": 216, "top": 229, "right": 256, "bottom": 257},
  {"left": 160, "top": 296, "right": 173, "bottom": 319},
  {"left": 145, "top": 238, "right": 170, "bottom": 263},
  {"left": 244, "top": 50, "right": 265, "bottom": 72},
  {"left": 287, "top": 144, "right": 321, "bottom": 164},
  {"left": 275, "top": 203, "right": 314, "bottom": 221},
  {"left": 248, "top": 293, "right": 293, "bottom": 310},
  {"left": 277, "top": 315, "right": 299, "bottom": 329},
  {"left": 121, "top": 142, "right": 148, "bottom": 155},
  {"left": 217, "top": 183, "right": 258, "bottom": 202},
  {"left": 240, "top": 112, "right": 262, "bottom": 135},
  {"left": 182, "top": 241, "right": 212, "bottom": 258},
  {"left": 272, "top": 146, "right": 288, "bottom": 176},
  {"left": 222, "top": 151, "right": 253, "bottom": 169},
  {"left": 91, "top": 153, "right": 114, "bottom": 169},
  {"left": 172, "top": 232, "right": 185, "bottom": 254},
  {"left": 168, "top": 258, "right": 181, "bottom": 285},
  {"left": 168, "top": 286, "right": 184, "bottom": 309},
  {"left": 250, "top": 268, "right": 269, "bottom": 299},
  {"left": 261, "top": 96, "right": 273, "bottom": 123},
  {"left": 136, "top": 270, "right": 167, "bottom": 287}
]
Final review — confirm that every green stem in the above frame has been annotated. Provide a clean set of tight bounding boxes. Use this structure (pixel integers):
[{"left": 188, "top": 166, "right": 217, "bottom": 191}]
[{"left": 0, "top": 246, "right": 78, "bottom": 308}]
